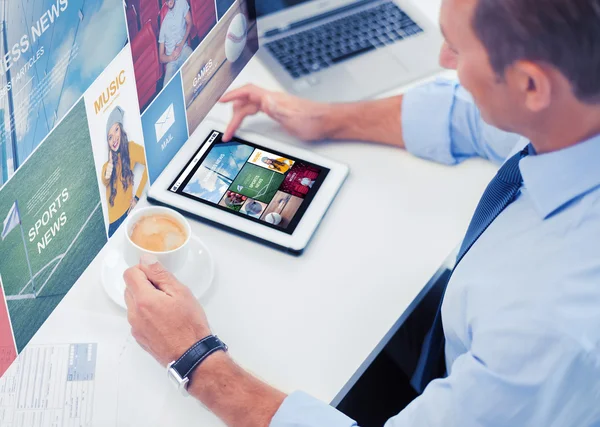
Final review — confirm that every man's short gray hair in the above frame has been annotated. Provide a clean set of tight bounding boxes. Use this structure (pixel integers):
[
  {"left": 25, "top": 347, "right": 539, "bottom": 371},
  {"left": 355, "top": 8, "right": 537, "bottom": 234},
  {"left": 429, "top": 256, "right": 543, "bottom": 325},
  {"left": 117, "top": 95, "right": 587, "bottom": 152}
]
[{"left": 473, "top": 0, "right": 600, "bottom": 104}]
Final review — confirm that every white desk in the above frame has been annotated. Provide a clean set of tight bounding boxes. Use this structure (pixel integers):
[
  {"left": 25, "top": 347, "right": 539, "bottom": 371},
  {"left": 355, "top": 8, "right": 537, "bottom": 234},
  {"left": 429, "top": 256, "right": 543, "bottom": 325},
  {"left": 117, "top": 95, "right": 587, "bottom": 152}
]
[{"left": 25, "top": 0, "right": 498, "bottom": 425}]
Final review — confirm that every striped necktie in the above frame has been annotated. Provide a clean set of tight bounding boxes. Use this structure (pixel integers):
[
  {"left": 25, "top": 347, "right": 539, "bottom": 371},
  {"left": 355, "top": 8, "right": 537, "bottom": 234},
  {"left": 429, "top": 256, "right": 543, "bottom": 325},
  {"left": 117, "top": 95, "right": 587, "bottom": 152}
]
[{"left": 413, "top": 143, "right": 533, "bottom": 393}]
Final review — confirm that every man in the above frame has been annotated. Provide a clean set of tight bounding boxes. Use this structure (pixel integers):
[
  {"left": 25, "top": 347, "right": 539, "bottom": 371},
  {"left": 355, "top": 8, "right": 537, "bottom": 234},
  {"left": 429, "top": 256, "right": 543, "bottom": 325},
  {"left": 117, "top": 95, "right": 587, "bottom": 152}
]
[
  {"left": 159, "top": 0, "right": 193, "bottom": 83},
  {"left": 124, "top": 0, "right": 600, "bottom": 425}
]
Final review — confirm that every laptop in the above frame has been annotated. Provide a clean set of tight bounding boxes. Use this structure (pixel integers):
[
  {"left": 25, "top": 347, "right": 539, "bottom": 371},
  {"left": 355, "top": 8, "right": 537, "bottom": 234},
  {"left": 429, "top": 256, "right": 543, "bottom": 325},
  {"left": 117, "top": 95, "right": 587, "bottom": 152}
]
[{"left": 256, "top": 0, "right": 444, "bottom": 102}]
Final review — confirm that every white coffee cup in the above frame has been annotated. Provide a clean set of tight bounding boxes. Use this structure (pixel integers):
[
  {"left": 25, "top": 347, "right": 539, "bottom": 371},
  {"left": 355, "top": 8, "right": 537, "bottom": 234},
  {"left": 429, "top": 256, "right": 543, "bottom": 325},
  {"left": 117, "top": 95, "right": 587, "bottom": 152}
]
[{"left": 123, "top": 206, "right": 192, "bottom": 273}]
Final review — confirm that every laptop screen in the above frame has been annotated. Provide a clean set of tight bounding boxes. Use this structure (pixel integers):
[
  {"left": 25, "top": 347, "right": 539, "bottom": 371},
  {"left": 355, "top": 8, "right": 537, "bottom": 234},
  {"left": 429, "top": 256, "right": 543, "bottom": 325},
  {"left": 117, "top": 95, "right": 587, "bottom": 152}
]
[{"left": 256, "top": 0, "right": 313, "bottom": 17}]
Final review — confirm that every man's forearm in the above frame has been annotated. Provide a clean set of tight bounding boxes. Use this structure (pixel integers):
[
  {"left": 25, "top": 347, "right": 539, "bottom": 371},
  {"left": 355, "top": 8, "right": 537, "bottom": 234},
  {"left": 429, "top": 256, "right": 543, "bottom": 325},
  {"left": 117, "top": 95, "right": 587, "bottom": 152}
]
[
  {"left": 183, "top": 13, "right": 192, "bottom": 43},
  {"left": 325, "top": 95, "right": 405, "bottom": 148},
  {"left": 189, "top": 351, "right": 287, "bottom": 427}
]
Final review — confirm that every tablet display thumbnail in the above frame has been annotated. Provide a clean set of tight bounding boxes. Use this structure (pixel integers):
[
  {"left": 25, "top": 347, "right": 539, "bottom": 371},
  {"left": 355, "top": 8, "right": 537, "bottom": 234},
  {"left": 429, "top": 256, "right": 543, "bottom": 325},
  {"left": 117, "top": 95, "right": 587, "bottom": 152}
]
[
  {"left": 260, "top": 191, "right": 303, "bottom": 228},
  {"left": 181, "top": 141, "right": 254, "bottom": 203},
  {"left": 218, "top": 191, "right": 247, "bottom": 212},
  {"left": 280, "top": 163, "right": 321, "bottom": 198},
  {"left": 171, "top": 131, "right": 329, "bottom": 234},
  {"left": 239, "top": 199, "right": 267, "bottom": 218},
  {"left": 230, "top": 163, "right": 285, "bottom": 204},
  {"left": 248, "top": 150, "right": 294, "bottom": 174}
]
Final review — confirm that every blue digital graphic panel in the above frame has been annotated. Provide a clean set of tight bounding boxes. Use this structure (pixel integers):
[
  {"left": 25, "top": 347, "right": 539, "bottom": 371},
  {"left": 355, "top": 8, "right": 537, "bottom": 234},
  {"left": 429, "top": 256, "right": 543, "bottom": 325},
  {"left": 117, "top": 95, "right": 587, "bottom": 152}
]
[{"left": 141, "top": 72, "right": 189, "bottom": 183}]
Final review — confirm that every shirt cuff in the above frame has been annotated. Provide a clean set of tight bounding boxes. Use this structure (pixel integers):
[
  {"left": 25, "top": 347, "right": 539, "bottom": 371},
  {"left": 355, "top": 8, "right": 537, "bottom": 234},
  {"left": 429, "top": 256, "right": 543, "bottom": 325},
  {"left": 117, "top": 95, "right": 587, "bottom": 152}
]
[
  {"left": 402, "top": 78, "right": 460, "bottom": 165},
  {"left": 270, "top": 391, "right": 357, "bottom": 427}
]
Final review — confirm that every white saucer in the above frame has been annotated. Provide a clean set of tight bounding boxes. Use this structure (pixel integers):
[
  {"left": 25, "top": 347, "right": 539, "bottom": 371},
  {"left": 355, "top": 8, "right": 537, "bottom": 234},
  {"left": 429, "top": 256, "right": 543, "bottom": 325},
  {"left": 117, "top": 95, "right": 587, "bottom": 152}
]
[{"left": 100, "top": 235, "right": 215, "bottom": 309}]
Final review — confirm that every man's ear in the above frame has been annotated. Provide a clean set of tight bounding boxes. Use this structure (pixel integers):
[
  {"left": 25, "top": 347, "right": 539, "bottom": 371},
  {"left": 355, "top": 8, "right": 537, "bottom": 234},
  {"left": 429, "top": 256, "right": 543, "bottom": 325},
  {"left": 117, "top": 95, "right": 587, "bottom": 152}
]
[
  {"left": 439, "top": 42, "right": 458, "bottom": 70},
  {"left": 508, "top": 61, "right": 552, "bottom": 113}
]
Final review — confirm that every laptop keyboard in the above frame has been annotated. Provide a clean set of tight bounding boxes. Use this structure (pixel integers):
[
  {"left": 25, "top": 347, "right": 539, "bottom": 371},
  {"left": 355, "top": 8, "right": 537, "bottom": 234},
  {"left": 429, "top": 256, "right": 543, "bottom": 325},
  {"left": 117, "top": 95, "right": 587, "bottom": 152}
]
[{"left": 264, "top": 2, "right": 423, "bottom": 79}]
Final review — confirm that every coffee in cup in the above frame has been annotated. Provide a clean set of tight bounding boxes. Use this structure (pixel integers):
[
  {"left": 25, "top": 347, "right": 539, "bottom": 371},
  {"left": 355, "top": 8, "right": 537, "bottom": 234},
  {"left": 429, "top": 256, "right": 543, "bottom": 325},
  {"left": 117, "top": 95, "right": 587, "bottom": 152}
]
[
  {"left": 124, "top": 206, "right": 192, "bottom": 273},
  {"left": 130, "top": 214, "right": 187, "bottom": 252}
]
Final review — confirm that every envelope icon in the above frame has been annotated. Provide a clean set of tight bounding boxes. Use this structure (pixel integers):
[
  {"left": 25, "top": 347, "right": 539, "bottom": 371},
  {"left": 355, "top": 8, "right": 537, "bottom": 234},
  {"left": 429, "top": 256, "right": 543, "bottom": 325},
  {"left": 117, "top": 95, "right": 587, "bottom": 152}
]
[{"left": 155, "top": 103, "right": 175, "bottom": 142}]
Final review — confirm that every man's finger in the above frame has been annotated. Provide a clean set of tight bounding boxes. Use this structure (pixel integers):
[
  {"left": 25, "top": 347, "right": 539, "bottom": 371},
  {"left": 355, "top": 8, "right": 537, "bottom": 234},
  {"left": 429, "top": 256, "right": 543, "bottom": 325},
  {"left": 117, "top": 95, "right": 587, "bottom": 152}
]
[
  {"left": 223, "top": 104, "right": 259, "bottom": 141},
  {"left": 123, "top": 266, "right": 156, "bottom": 297},
  {"left": 232, "top": 99, "right": 246, "bottom": 109},
  {"left": 220, "top": 84, "right": 264, "bottom": 103},
  {"left": 126, "top": 307, "right": 137, "bottom": 327},
  {"left": 124, "top": 288, "right": 135, "bottom": 309},
  {"left": 219, "top": 84, "right": 254, "bottom": 102},
  {"left": 138, "top": 255, "right": 182, "bottom": 296}
]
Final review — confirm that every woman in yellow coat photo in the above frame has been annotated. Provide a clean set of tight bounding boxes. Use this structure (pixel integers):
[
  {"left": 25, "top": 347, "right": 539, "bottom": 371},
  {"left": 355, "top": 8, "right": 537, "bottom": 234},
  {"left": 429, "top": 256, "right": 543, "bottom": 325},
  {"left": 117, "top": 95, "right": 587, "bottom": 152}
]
[
  {"left": 260, "top": 156, "right": 293, "bottom": 173},
  {"left": 101, "top": 106, "right": 148, "bottom": 237}
]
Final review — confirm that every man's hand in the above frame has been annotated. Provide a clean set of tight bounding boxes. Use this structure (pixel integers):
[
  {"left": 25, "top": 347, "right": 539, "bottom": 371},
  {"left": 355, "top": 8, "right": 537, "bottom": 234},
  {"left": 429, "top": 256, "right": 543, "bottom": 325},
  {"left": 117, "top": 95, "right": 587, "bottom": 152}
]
[
  {"left": 104, "top": 156, "right": 114, "bottom": 181},
  {"left": 219, "top": 84, "right": 336, "bottom": 142},
  {"left": 220, "top": 84, "right": 407, "bottom": 148},
  {"left": 123, "top": 256, "right": 211, "bottom": 366},
  {"left": 170, "top": 48, "right": 182, "bottom": 61},
  {"left": 124, "top": 256, "right": 287, "bottom": 427}
]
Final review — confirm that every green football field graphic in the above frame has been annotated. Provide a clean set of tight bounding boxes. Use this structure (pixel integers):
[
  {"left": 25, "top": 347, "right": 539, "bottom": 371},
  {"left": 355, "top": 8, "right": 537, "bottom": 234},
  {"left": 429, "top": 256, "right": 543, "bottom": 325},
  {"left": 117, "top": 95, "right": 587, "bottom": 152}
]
[
  {"left": 230, "top": 163, "right": 285, "bottom": 204},
  {"left": 0, "top": 101, "right": 107, "bottom": 351}
]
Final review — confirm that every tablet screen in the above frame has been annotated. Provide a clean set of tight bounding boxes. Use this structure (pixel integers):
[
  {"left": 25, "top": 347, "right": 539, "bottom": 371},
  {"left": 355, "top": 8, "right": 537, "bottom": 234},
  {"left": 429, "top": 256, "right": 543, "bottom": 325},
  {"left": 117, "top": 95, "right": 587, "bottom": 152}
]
[{"left": 169, "top": 131, "right": 330, "bottom": 234}]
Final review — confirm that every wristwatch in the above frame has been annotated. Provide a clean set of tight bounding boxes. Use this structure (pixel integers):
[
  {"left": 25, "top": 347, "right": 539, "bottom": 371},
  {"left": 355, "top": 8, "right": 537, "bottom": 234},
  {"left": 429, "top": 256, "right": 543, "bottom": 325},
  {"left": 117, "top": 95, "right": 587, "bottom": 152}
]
[{"left": 167, "top": 335, "right": 228, "bottom": 396}]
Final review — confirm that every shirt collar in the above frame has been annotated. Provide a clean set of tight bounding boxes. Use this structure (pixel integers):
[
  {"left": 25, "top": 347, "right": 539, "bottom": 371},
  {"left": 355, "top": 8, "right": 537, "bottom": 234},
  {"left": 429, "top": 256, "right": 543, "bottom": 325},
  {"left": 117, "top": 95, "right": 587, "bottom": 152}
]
[{"left": 519, "top": 133, "right": 600, "bottom": 218}]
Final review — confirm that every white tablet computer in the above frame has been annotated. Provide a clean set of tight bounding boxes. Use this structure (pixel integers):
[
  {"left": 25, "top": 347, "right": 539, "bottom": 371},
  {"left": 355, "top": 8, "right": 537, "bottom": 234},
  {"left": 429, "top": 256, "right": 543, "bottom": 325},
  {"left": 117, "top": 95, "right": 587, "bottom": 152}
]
[{"left": 148, "top": 119, "right": 349, "bottom": 254}]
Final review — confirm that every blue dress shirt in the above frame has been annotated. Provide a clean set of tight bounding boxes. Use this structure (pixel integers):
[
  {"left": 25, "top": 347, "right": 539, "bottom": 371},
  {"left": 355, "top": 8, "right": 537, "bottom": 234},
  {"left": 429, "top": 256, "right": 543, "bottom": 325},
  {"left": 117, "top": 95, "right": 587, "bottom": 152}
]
[{"left": 270, "top": 79, "right": 600, "bottom": 426}]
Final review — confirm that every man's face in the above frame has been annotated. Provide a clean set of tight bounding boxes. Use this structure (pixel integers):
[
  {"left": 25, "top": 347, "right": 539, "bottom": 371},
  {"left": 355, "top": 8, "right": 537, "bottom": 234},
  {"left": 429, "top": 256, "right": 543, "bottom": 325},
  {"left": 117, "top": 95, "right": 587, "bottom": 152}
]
[
  {"left": 166, "top": 0, "right": 175, "bottom": 9},
  {"left": 438, "top": 0, "right": 525, "bottom": 132}
]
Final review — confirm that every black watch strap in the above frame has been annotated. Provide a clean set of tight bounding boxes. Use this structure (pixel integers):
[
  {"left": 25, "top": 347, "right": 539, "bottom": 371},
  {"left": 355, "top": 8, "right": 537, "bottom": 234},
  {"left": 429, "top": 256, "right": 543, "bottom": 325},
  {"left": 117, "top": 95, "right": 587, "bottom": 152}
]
[{"left": 171, "top": 335, "right": 227, "bottom": 380}]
